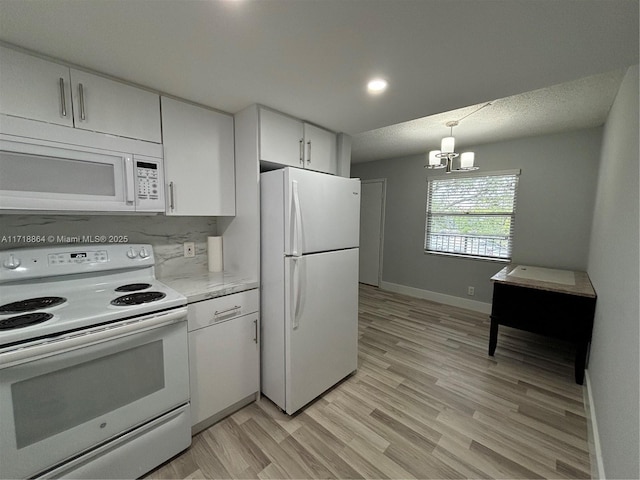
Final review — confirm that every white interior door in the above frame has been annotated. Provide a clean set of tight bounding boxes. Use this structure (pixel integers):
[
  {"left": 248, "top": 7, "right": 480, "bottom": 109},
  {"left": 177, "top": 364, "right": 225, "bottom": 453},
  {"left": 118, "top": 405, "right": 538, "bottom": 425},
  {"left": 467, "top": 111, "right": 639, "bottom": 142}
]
[
  {"left": 285, "top": 248, "right": 358, "bottom": 414},
  {"left": 359, "top": 179, "right": 385, "bottom": 286}
]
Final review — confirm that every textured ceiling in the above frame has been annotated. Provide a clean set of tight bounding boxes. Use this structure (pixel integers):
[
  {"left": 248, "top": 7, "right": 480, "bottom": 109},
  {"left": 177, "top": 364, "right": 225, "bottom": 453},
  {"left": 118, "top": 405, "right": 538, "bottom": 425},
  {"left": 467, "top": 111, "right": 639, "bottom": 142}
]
[
  {"left": 351, "top": 69, "right": 627, "bottom": 163},
  {"left": 0, "top": 0, "right": 637, "bottom": 163}
]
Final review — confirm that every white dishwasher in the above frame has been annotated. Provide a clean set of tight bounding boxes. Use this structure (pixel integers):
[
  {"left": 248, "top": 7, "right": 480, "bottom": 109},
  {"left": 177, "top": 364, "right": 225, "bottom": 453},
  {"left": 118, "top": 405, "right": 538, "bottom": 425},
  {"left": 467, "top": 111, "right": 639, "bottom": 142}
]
[{"left": 187, "top": 288, "right": 259, "bottom": 434}]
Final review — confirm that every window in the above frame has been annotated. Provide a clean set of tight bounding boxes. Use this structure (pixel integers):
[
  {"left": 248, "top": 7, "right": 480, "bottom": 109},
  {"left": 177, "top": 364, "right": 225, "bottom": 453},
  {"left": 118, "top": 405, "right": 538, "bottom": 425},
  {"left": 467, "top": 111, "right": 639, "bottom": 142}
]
[{"left": 425, "top": 171, "right": 520, "bottom": 261}]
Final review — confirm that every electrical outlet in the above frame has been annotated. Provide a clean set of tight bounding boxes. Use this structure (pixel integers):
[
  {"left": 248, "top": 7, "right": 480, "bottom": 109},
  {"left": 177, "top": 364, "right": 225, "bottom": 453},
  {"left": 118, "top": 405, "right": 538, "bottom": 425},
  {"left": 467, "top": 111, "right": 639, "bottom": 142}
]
[
  {"left": 467, "top": 286, "right": 475, "bottom": 296},
  {"left": 183, "top": 242, "right": 195, "bottom": 258}
]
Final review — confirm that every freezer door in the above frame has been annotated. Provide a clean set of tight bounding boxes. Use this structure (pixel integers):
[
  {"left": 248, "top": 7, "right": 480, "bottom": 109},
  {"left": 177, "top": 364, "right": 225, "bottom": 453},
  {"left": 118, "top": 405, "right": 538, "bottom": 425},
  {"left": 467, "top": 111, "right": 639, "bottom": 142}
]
[
  {"left": 284, "top": 248, "right": 358, "bottom": 414},
  {"left": 284, "top": 168, "right": 360, "bottom": 255}
]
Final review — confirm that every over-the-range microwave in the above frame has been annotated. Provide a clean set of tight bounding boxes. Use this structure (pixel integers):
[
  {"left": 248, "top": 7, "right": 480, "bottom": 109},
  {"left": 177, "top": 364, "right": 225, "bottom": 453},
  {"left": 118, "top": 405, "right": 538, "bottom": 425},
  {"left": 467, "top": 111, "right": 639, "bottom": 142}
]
[{"left": 0, "top": 117, "right": 165, "bottom": 213}]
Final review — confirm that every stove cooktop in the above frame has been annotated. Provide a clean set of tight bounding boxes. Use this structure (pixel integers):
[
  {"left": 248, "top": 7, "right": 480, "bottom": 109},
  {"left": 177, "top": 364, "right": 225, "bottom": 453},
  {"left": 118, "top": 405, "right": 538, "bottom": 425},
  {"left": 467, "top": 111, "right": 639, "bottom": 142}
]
[
  {"left": 0, "top": 244, "right": 187, "bottom": 347},
  {"left": 111, "top": 291, "right": 167, "bottom": 306},
  {"left": 0, "top": 312, "right": 53, "bottom": 331},
  {"left": 0, "top": 297, "right": 67, "bottom": 314}
]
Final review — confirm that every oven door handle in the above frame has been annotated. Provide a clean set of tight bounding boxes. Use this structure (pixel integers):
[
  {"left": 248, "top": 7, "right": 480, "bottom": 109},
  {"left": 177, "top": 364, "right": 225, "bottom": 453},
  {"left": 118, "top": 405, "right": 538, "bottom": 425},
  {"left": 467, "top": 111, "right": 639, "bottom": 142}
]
[{"left": 0, "top": 307, "right": 187, "bottom": 369}]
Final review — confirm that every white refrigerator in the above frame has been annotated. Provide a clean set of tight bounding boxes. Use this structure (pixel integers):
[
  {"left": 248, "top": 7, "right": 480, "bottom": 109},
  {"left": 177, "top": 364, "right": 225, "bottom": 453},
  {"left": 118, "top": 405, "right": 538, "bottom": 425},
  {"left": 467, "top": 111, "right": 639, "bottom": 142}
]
[{"left": 260, "top": 167, "right": 360, "bottom": 414}]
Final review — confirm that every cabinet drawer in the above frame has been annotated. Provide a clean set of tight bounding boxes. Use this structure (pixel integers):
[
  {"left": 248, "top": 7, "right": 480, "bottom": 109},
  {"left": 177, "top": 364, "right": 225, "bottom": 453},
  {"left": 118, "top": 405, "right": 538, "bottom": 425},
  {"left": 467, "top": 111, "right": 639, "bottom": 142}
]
[{"left": 187, "top": 289, "right": 258, "bottom": 331}]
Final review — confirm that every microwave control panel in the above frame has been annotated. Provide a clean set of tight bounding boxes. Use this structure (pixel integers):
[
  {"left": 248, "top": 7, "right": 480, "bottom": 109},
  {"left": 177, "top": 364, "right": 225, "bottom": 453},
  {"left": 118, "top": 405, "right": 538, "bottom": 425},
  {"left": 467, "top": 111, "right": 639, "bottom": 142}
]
[{"left": 136, "top": 161, "right": 160, "bottom": 200}]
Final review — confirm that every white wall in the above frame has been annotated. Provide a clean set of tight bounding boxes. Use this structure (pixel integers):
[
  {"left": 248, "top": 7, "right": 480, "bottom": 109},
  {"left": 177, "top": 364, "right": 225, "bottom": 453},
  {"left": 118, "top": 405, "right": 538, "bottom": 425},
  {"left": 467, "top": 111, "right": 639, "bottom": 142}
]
[
  {"left": 586, "top": 65, "right": 639, "bottom": 480},
  {"left": 351, "top": 127, "right": 602, "bottom": 305}
]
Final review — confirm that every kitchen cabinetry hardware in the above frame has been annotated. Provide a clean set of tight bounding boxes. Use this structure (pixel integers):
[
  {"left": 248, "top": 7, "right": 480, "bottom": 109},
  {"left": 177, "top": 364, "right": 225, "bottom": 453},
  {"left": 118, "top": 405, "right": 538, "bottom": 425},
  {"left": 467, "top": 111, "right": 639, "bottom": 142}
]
[
  {"left": 306, "top": 141, "right": 312, "bottom": 164},
  {"left": 78, "top": 83, "right": 86, "bottom": 120},
  {"left": 253, "top": 319, "right": 258, "bottom": 344},
  {"left": 169, "top": 181, "right": 175, "bottom": 211},
  {"left": 59, "top": 78, "right": 66, "bottom": 117},
  {"left": 299, "top": 139, "right": 304, "bottom": 165},
  {"left": 214, "top": 305, "right": 241, "bottom": 317}
]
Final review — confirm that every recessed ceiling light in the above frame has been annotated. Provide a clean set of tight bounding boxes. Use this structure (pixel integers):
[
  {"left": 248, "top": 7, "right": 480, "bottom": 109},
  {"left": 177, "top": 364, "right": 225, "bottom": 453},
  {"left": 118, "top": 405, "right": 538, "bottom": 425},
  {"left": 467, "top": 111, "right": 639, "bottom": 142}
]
[{"left": 367, "top": 78, "right": 388, "bottom": 95}]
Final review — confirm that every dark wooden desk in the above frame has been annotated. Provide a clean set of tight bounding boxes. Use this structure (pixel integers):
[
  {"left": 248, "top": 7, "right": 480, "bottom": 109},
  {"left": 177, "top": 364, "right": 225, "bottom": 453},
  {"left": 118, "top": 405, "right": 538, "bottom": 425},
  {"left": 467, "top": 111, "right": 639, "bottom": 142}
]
[{"left": 489, "top": 265, "right": 597, "bottom": 384}]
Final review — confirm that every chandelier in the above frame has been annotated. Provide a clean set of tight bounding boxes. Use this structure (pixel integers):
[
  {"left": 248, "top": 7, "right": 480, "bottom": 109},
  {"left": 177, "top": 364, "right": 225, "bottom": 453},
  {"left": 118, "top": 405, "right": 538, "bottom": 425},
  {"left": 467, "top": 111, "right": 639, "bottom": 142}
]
[
  {"left": 425, "top": 120, "right": 478, "bottom": 173},
  {"left": 425, "top": 102, "right": 492, "bottom": 173}
]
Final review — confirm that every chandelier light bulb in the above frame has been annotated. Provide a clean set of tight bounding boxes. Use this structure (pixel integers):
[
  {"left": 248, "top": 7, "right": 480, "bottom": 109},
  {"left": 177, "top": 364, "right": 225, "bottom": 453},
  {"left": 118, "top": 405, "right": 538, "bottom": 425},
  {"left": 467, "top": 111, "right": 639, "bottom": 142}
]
[
  {"left": 428, "top": 150, "right": 441, "bottom": 166},
  {"left": 460, "top": 152, "right": 475, "bottom": 169},
  {"left": 441, "top": 136, "right": 455, "bottom": 153}
]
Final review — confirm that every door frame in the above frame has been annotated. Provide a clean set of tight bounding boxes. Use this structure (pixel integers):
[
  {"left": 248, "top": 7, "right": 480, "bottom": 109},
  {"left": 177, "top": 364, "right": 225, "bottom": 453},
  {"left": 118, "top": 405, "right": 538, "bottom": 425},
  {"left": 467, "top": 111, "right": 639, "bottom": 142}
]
[{"left": 360, "top": 178, "right": 386, "bottom": 287}]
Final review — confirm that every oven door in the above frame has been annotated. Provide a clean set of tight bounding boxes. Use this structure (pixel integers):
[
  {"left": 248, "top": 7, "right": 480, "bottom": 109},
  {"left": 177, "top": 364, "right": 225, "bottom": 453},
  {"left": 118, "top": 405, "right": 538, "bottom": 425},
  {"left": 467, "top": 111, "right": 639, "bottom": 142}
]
[
  {"left": 0, "top": 135, "right": 136, "bottom": 212},
  {"left": 0, "top": 308, "right": 189, "bottom": 479}
]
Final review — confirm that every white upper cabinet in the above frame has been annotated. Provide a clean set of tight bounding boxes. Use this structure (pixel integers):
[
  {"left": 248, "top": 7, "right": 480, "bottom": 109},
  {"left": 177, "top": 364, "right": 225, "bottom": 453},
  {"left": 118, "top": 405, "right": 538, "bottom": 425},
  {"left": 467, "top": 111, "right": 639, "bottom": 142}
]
[
  {"left": 69, "top": 69, "right": 161, "bottom": 143},
  {"left": 258, "top": 107, "right": 337, "bottom": 175},
  {"left": 0, "top": 46, "right": 161, "bottom": 143},
  {"left": 259, "top": 108, "right": 304, "bottom": 168},
  {"left": 162, "top": 96, "right": 235, "bottom": 216},
  {"left": 303, "top": 122, "right": 337, "bottom": 175},
  {"left": 0, "top": 46, "right": 73, "bottom": 127}
]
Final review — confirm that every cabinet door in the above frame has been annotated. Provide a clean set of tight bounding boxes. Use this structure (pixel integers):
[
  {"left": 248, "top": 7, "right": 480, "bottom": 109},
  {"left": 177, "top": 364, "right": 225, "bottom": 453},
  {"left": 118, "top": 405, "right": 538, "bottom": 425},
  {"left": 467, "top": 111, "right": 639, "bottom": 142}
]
[
  {"left": 70, "top": 69, "right": 161, "bottom": 143},
  {"left": 303, "top": 123, "right": 337, "bottom": 174},
  {"left": 162, "top": 97, "right": 235, "bottom": 216},
  {"left": 259, "top": 108, "right": 303, "bottom": 168},
  {"left": 188, "top": 313, "right": 259, "bottom": 426},
  {"left": 0, "top": 46, "right": 73, "bottom": 127}
]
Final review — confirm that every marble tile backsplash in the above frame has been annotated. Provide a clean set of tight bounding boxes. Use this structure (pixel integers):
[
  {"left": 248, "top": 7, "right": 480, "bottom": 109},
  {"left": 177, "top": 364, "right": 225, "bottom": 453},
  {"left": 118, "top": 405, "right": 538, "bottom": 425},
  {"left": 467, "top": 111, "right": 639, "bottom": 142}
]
[{"left": 0, "top": 214, "right": 217, "bottom": 277}]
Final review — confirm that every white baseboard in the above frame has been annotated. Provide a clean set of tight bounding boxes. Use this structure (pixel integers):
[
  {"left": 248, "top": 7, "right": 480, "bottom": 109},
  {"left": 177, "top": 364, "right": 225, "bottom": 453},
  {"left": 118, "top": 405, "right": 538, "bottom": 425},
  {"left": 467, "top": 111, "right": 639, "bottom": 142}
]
[
  {"left": 379, "top": 281, "right": 492, "bottom": 314},
  {"left": 584, "top": 370, "right": 606, "bottom": 479}
]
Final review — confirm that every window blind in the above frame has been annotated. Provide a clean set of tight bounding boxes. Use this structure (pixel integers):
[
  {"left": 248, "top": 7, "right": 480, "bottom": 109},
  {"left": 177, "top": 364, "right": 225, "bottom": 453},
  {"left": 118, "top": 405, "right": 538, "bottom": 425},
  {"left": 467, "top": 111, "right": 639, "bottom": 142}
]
[{"left": 425, "top": 172, "right": 519, "bottom": 260}]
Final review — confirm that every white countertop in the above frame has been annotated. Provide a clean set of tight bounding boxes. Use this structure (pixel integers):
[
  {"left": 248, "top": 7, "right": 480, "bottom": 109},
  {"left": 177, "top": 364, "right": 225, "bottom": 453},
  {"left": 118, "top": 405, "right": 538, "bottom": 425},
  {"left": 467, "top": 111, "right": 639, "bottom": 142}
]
[{"left": 159, "top": 271, "right": 259, "bottom": 303}]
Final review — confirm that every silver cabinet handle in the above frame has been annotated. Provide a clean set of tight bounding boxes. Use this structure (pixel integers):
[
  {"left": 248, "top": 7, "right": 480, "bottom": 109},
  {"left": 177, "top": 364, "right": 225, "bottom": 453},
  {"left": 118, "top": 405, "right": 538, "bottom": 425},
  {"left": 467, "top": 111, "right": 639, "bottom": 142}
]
[
  {"left": 78, "top": 83, "right": 86, "bottom": 120},
  {"left": 169, "top": 181, "right": 175, "bottom": 211},
  {"left": 253, "top": 319, "right": 258, "bottom": 344},
  {"left": 213, "top": 305, "right": 241, "bottom": 318},
  {"left": 299, "top": 139, "right": 304, "bottom": 165},
  {"left": 306, "top": 140, "right": 311, "bottom": 164},
  {"left": 59, "top": 78, "right": 67, "bottom": 117}
]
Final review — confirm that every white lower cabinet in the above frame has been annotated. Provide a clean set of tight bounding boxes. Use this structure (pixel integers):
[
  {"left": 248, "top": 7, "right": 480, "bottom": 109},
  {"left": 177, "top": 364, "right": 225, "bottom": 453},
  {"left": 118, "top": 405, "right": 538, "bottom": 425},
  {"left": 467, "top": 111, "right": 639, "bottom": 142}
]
[{"left": 187, "top": 290, "right": 259, "bottom": 433}]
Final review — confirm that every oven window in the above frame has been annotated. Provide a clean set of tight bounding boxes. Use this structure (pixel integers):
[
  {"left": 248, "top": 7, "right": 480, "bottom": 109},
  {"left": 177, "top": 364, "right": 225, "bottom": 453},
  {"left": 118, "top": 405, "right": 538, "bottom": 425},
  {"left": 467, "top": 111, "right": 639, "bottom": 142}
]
[
  {"left": 11, "top": 341, "right": 165, "bottom": 449},
  {"left": 0, "top": 151, "right": 116, "bottom": 196}
]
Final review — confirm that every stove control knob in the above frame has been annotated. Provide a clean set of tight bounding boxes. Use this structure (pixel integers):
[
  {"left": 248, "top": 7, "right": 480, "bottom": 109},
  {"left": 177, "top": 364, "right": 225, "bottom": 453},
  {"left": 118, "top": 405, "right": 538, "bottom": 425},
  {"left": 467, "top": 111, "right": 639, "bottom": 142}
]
[
  {"left": 126, "top": 248, "right": 138, "bottom": 259},
  {"left": 3, "top": 254, "right": 21, "bottom": 270},
  {"left": 139, "top": 247, "right": 150, "bottom": 259}
]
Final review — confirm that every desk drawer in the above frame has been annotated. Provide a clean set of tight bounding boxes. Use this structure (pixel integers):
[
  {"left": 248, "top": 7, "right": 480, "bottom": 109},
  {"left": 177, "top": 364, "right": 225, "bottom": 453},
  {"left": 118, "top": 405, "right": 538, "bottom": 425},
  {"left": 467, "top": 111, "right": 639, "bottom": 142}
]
[
  {"left": 491, "top": 283, "right": 595, "bottom": 341},
  {"left": 187, "top": 289, "right": 259, "bottom": 331}
]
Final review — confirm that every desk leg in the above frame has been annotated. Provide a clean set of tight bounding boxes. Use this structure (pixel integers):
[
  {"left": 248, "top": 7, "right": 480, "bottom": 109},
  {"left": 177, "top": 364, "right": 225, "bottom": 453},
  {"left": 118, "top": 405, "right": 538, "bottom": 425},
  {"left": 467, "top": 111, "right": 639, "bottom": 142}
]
[
  {"left": 489, "top": 316, "right": 499, "bottom": 356},
  {"left": 575, "top": 340, "right": 588, "bottom": 385}
]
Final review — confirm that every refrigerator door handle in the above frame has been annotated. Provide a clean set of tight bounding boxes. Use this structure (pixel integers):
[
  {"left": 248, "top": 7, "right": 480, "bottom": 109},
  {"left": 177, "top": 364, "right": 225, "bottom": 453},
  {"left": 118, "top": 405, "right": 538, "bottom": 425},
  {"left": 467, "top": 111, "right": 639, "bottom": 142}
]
[
  {"left": 292, "top": 257, "right": 301, "bottom": 329},
  {"left": 291, "top": 180, "right": 303, "bottom": 257}
]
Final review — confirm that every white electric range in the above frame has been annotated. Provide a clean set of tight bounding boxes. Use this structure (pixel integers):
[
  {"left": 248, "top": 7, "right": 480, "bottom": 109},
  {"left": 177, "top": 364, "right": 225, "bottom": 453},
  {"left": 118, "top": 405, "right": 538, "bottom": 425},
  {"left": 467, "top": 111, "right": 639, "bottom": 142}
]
[{"left": 0, "top": 244, "right": 191, "bottom": 479}]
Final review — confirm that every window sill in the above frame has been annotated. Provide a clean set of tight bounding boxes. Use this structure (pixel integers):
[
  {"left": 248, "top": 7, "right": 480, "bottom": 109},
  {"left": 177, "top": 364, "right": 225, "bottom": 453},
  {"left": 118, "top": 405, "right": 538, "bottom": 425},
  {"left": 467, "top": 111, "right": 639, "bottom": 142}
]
[{"left": 423, "top": 250, "right": 511, "bottom": 263}]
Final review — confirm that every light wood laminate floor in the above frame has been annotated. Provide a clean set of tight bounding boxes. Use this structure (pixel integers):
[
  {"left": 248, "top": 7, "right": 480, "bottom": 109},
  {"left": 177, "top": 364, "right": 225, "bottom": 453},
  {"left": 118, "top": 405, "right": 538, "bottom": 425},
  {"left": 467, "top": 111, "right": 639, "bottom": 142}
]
[{"left": 147, "top": 284, "right": 591, "bottom": 479}]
